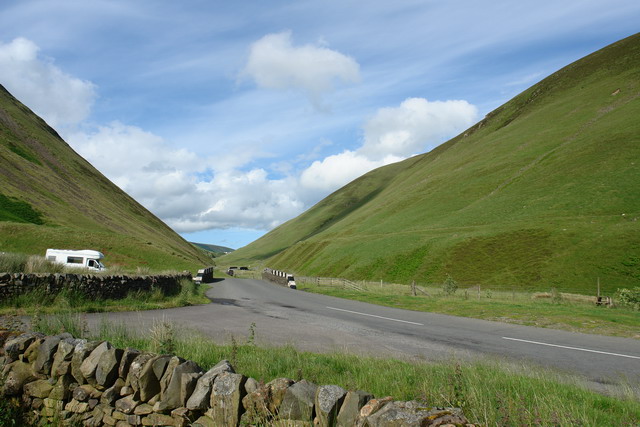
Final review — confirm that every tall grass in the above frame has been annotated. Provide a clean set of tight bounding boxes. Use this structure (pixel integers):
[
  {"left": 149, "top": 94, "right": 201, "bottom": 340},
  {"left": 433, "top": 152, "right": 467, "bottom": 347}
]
[
  {"left": 25, "top": 315, "right": 640, "bottom": 426},
  {"left": 0, "top": 279, "right": 209, "bottom": 316},
  {"left": 0, "top": 252, "right": 64, "bottom": 274}
]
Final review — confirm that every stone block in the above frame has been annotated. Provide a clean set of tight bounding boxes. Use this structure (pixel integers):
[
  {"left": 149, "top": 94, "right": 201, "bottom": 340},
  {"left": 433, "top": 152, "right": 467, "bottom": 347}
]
[
  {"left": 71, "top": 340, "right": 99, "bottom": 384},
  {"left": 51, "top": 338, "right": 79, "bottom": 377},
  {"left": 185, "top": 359, "right": 232, "bottom": 411},
  {"left": 142, "top": 413, "right": 174, "bottom": 426},
  {"left": 34, "top": 333, "right": 71, "bottom": 375},
  {"left": 134, "top": 403, "right": 154, "bottom": 415},
  {"left": 127, "top": 414, "right": 142, "bottom": 425},
  {"left": 96, "top": 347, "right": 124, "bottom": 389},
  {"left": 156, "top": 360, "right": 202, "bottom": 411},
  {"left": 3, "top": 332, "right": 42, "bottom": 362},
  {"left": 267, "top": 377, "right": 295, "bottom": 414},
  {"left": 192, "top": 415, "right": 217, "bottom": 427},
  {"left": 103, "top": 414, "right": 117, "bottom": 425},
  {"left": 271, "top": 421, "right": 313, "bottom": 427},
  {"left": 336, "top": 390, "right": 372, "bottom": 427},
  {"left": 65, "top": 398, "right": 90, "bottom": 413},
  {"left": 207, "top": 372, "right": 247, "bottom": 426},
  {"left": 43, "top": 398, "right": 65, "bottom": 410},
  {"left": 118, "top": 348, "right": 141, "bottom": 379},
  {"left": 244, "top": 377, "right": 259, "bottom": 394},
  {"left": 279, "top": 379, "right": 317, "bottom": 422},
  {"left": 80, "top": 341, "right": 112, "bottom": 383},
  {"left": 23, "top": 338, "right": 43, "bottom": 364},
  {"left": 73, "top": 384, "right": 102, "bottom": 401},
  {"left": 363, "top": 401, "right": 469, "bottom": 426},
  {"left": 115, "top": 394, "right": 139, "bottom": 414},
  {"left": 49, "top": 374, "right": 74, "bottom": 400},
  {"left": 315, "top": 384, "right": 346, "bottom": 427},
  {"left": 2, "top": 360, "right": 36, "bottom": 395},
  {"left": 101, "top": 378, "right": 125, "bottom": 405},
  {"left": 358, "top": 396, "right": 393, "bottom": 419},
  {"left": 23, "top": 379, "right": 53, "bottom": 398}
]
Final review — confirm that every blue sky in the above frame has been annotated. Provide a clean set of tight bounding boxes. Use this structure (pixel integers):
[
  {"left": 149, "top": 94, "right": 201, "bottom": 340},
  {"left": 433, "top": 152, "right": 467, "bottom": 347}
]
[{"left": 1, "top": 1, "right": 638, "bottom": 249}]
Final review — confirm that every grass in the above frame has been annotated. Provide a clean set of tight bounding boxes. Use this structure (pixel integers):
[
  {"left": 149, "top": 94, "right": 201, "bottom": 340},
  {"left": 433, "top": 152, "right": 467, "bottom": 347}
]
[
  {"left": 297, "top": 280, "right": 640, "bottom": 339},
  {"left": 0, "top": 279, "right": 210, "bottom": 316},
  {"left": 14, "top": 314, "right": 639, "bottom": 426},
  {"left": 223, "top": 33, "right": 640, "bottom": 295}
]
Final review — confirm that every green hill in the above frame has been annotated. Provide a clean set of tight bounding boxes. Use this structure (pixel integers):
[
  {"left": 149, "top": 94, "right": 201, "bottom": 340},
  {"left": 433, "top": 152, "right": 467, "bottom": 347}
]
[
  {"left": 0, "top": 84, "right": 209, "bottom": 271},
  {"left": 191, "top": 242, "right": 235, "bottom": 256},
  {"left": 223, "top": 33, "right": 640, "bottom": 294}
]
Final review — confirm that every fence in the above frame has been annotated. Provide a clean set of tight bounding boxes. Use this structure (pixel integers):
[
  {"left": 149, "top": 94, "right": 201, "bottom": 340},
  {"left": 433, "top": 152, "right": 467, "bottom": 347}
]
[{"left": 295, "top": 275, "right": 613, "bottom": 305}]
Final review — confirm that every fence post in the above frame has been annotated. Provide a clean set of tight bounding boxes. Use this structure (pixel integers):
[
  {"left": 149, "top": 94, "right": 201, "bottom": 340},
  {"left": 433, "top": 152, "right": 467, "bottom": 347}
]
[
  {"left": 478, "top": 285, "right": 481, "bottom": 299},
  {"left": 412, "top": 281, "right": 416, "bottom": 296}
]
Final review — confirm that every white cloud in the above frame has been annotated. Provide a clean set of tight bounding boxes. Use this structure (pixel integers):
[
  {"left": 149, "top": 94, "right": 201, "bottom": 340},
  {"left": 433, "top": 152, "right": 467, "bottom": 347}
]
[
  {"left": 67, "top": 122, "right": 305, "bottom": 232},
  {"left": 0, "top": 37, "right": 95, "bottom": 129},
  {"left": 298, "top": 97, "right": 478, "bottom": 194},
  {"left": 300, "top": 150, "right": 402, "bottom": 192},
  {"left": 242, "top": 31, "right": 360, "bottom": 108},
  {"left": 360, "top": 98, "right": 478, "bottom": 159}
]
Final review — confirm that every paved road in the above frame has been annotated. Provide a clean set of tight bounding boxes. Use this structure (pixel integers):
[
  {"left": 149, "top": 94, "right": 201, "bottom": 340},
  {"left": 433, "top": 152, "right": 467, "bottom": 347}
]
[{"left": 87, "top": 278, "right": 640, "bottom": 393}]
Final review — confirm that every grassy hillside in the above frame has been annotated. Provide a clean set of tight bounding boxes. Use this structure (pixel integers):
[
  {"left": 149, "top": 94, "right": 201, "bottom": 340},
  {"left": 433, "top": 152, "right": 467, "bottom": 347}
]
[
  {"left": 224, "top": 33, "right": 640, "bottom": 294},
  {"left": 0, "top": 84, "right": 209, "bottom": 271},
  {"left": 191, "top": 242, "right": 235, "bottom": 256}
]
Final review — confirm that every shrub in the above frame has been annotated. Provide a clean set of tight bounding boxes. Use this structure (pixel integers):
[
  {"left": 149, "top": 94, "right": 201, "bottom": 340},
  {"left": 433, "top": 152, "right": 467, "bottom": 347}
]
[
  {"left": 615, "top": 287, "right": 640, "bottom": 310},
  {"left": 442, "top": 274, "right": 458, "bottom": 295}
]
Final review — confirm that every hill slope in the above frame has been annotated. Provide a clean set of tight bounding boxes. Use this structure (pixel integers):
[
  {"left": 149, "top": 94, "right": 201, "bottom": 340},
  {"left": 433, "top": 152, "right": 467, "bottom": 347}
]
[
  {"left": 224, "top": 33, "right": 640, "bottom": 293},
  {"left": 0, "top": 84, "right": 209, "bottom": 271}
]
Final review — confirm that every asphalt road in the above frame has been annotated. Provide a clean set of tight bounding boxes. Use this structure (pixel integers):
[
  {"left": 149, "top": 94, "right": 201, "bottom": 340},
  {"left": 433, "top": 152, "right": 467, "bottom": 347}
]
[{"left": 86, "top": 278, "right": 640, "bottom": 393}]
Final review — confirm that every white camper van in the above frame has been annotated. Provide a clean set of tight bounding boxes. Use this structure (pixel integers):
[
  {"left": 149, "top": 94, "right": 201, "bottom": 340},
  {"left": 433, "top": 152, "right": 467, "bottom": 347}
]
[{"left": 45, "top": 249, "right": 106, "bottom": 271}]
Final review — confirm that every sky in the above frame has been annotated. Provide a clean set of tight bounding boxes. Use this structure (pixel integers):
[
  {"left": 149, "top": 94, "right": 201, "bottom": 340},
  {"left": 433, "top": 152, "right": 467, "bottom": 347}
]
[{"left": 0, "top": 1, "right": 638, "bottom": 249}]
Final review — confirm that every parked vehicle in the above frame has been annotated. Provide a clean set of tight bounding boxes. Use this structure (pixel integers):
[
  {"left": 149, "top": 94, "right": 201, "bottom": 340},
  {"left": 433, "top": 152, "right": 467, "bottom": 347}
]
[
  {"left": 45, "top": 249, "right": 106, "bottom": 271},
  {"left": 262, "top": 268, "right": 296, "bottom": 289}
]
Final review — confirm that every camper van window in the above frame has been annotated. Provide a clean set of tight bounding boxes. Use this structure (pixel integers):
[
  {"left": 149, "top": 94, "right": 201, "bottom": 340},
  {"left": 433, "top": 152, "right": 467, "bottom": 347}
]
[
  {"left": 67, "top": 256, "right": 84, "bottom": 264},
  {"left": 88, "top": 260, "right": 96, "bottom": 267}
]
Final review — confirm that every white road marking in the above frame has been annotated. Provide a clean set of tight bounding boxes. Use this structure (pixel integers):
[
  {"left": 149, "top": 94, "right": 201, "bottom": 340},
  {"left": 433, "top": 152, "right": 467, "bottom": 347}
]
[
  {"left": 502, "top": 337, "right": 640, "bottom": 360},
  {"left": 326, "top": 306, "right": 424, "bottom": 326}
]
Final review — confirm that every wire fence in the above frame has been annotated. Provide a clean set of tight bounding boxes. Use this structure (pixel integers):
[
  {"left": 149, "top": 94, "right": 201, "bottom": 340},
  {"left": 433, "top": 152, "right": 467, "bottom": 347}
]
[
  {"left": 228, "top": 268, "right": 620, "bottom": 306},
  {"left": 295, "top": 275, "right": 617, "bottom": 306}
]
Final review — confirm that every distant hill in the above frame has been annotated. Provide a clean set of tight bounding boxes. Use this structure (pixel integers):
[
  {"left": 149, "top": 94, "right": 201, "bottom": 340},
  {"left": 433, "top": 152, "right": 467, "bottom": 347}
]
[
  {"left": 191, "top": 242, "right": 235, "bottom": 256},
  {"left": 223, "top": 33, "right": 640, "bottom": 293},
  {"left": 0, "top": 84, "right": 209, "bottom": 271}
]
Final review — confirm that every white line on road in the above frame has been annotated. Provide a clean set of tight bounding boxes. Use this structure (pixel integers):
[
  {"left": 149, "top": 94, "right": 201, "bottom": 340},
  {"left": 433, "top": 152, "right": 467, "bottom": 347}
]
[
  {"left": 502, "top": 337, "right": 640, "bottom": 360},
  {"left": 326, "top": 306, "right": 424, "bottom": 326}
]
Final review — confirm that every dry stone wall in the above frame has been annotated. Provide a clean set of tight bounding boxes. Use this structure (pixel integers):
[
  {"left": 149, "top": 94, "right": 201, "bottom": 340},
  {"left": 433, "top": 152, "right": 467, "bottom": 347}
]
[
  {"left": 0, "top": 272, "right": 191, "bottom": 300},
  {"left": 0, "top": 331, "right": 474, "bottom": 426}
]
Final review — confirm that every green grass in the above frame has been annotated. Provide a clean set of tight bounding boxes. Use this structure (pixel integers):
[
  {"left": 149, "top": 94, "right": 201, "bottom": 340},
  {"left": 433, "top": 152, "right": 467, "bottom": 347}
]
[
  {"left": 224, "top": 33, "right": 640, "bottom": 295},
  {"left": 0, "top": 194, "right": 44, "bottom": 225},
  {"left": 297, "top": 280, "right": 640, "bottom": 339},
  {"left": 21, "top": 315, "right": 640, "bottom": 426},
  {"left": 0, "top": 279, "right": 210, "bottom": 316}
]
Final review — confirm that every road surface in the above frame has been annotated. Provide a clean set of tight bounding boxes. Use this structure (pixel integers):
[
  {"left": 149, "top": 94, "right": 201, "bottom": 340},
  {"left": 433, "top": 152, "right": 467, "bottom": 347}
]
[{"left": 85, "top": 278, "right": 640, "bottom": 393}]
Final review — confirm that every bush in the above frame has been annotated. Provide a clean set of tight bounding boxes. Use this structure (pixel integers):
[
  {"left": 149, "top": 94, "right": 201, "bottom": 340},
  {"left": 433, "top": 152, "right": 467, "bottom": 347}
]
[
  {"left": 0, "top": 397, "right": 26, "bottom": 426},
  {"left": 615, "top": 287, "right": 640, "bottom": 310},
  {"left": 442, "top": 274, "right": 458, "bottom": 295}
]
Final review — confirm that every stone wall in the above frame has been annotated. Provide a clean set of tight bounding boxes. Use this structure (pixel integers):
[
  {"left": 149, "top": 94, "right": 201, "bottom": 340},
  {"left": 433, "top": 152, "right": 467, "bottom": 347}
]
[
  {"left": 0, "top": 272, "right": 192, "bottom": 300},
  {"left": 0, "top": 332, "right": 474, "bottom": 426}
]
